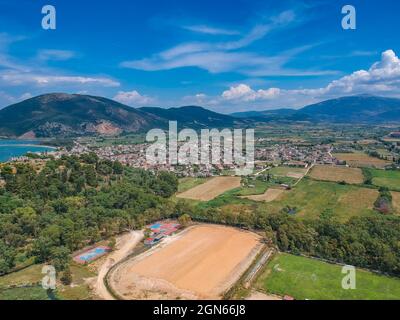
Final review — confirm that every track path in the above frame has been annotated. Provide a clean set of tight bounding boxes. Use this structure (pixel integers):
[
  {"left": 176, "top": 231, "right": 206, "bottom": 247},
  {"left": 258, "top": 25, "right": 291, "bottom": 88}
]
[{"left": 95, "top": 230, "right": 143, "bottom": 300}]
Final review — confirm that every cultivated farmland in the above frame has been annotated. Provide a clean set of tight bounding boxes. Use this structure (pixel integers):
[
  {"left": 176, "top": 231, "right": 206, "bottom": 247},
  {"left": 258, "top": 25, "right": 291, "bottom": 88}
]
[
  {"left": 333, "top": 152, "right": 390, "bottom": 168},
  {"left": 176, "top": 176, "right": 241, "bottom": 201},
  {"left": 309, "top": 165, "right": 364, "bottom": 184},
  {"left": 256, "top": 253, "right": 400, "bottom": 300},
  {"left": 365, "top": 168, "right": 400, "bottom": 191},
  {"left": 109, "top": 224, "right": 262, "bottom": 300},
  {"left": 240, "top": 188, "right": 286, "bottom": 202},
  {"left": 392, "top": 192, "right": 400, "bottom": 214},
  {"left": 260, "top": 179, "right": 378, "bottom": 221}
]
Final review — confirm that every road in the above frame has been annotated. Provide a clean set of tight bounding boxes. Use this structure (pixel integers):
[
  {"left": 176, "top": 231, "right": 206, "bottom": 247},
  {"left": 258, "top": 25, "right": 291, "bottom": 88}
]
[{"left": 94, "top": 230, "right": 143, "bottom": 300}]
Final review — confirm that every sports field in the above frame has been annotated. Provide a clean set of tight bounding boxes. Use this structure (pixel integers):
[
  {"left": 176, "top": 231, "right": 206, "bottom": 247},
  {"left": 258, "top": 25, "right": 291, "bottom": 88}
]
[
  {"left": 365, "top": 168, "right": 400, "bottom": 191},
  {"left": 261, "top": 179, "right": 378, "bottom": 221},
  {"left": 256, "top": 253, "right": 400, "bottom": 300},
  {"left": 309, "top": 165, "right": 364, "bottom": 184},
  {"left": 176, "top": 176, "right": 241, "bottom": 201},
  {"left": 241, "top": 188, "right": 285, "bottom": 202},
  {"left": 109, "top": 224, "right": 262, "bottom": 299},
  {"left": 333, "top": 152, "right": 390, "bottom": 168}
]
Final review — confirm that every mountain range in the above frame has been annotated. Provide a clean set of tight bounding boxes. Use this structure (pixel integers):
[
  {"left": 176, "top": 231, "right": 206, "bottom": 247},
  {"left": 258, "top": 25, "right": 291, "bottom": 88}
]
[
  {"left": 231, "top": 95, "right": 400, "bottom": 123},
  {"left": 0, "top": 93, "right": 400, "bottom": 138},
  {"left": 0, "top": 93, "right": 243, "bottom": 138}
]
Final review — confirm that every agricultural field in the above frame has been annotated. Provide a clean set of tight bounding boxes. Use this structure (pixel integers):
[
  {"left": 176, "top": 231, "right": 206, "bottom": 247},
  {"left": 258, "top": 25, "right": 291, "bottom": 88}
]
[
  {"left": 364, "top": 168, "right": 400, "bottom": 191},
  {"left": 109, "top": 224, "right": 262, "bottom": 300},
  {"left": 177, "top": 177, "right": 210, "bottom": 193},
  {"left": 260, "top": 179, "right": 378, "bottom": 221},
  {"left": 176, "top": 176, "right": 241, "bottom": 201},
  {"left": 256, "top": 253, "right": 400, "bottom": 300},
  {"left": 309, "top": 165, "right": 364, "bottom": 184},
  {"left": 333, "top": 152, "right": 390, "bottom": 168},
  {"left": 240, "top": 188, "right": 286, "bottom": 203},
  {"left": 0, "top": 263, "right": 95, "bottom": 300},
  {"left": 269, "top": 166, "right": 307, "bottom": 178},
  {"left": 392, "top": 192, "right": 400, "bottom": 214}
]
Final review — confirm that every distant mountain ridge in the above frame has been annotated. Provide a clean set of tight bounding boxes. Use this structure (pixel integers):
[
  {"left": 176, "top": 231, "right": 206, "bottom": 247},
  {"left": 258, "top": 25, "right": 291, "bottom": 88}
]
[
  {"left": 0, "top": 93, "right": 244, "bottom": 138},
  {"left": 230, "top": 95, "right": 400, "bottom": 123},
  {"left": 139, "top": 105, "right": 243, "bottom": 128},
  {"left": 1, "top": 93, "right": 400, "bottom": 138}
]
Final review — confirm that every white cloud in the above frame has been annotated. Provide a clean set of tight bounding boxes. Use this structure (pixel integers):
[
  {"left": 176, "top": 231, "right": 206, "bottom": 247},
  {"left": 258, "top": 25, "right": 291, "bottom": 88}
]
[
  {"left": 217, "top": 50, "right": 400, "bottom": 110},
  {"left": 121, "top": 10, "right": 331, "bottom": 77},
  {"left": 183, "top": 25, "right": 240, "bottom": 35},
  {"left": 0, "top": 91, "right": 32, "bottom": 108},
  {"left": 113, "top": 90, "right": 154, "bottom": 106},
  {"left": 222, "top": 84, "right": 280, "bottom": 101},
  {"left": 0, "top": 34, "right": 120, "bottom": 89},
  {"left": 0, "top": 72, "right": 120, "bottom": 87},
  {"left": 37, "top": 49, "right": 76, "bottom": 61}
]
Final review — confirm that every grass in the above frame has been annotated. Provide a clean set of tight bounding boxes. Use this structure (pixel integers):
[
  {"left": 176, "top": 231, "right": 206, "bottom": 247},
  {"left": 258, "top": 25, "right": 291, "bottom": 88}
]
[
  {"left": 260, "top": 178, "right": 378, "bottom": 222},
  {"left": 309, "top": 165, "right": 364, "bottom": 184},
  {"left": 256, "top": 253, "right": 400, "bottom": 300},
  {"left": 0, "top": 263, "right": 95, "bottom": 300},
  {"left": 333, "top": 152, "right": 389, "bottom": 168},
  {"left": 177, "top": 177, "right": 209, "bottom": 193},
  {"left": 269, "top": 166, "right": 307, "bottom": 177},
  {"left": 364, "top": 168, "right": 400, "bottom": 191},
  {"left": 0, "top": 286, "right": 57, "bottom": 300}
]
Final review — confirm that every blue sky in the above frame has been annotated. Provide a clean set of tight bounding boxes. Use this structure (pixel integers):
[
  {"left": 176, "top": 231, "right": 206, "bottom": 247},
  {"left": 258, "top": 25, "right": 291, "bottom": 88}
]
[{"left": 0, "top": 0, "right": 400, "bottom": 113}]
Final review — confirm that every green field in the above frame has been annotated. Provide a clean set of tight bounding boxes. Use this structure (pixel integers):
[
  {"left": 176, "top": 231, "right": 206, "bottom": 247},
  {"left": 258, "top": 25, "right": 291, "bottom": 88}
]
[
  {"left": 0, "top": 263, "right": 94, "bottom": 300},
  {"left": 269, "top": 166, "right": 307, "bottom": 177},
  {"left": 0, "top": 286, "right": 57, "bottom": 300},
  {"left": 365, "top": 168, "right": 400, "bottom": 191},
  {"left": 260, "top": 178, "right": 378, "bottom": 221},
  {"left": 256, "top": 253, "right": 400, "bottom": 300},
  {"left": 177, "top": 177, "right": 209, "bottom": 193}
]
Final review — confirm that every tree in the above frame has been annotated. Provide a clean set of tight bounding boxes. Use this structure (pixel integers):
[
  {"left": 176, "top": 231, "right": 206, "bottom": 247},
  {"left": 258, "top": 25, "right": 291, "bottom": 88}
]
[
  {"left": 178, "top": 214, "right": 192, "bottom": 227},
  {"left": 108, "top": 237, "right": 117, "bottom": 250},
  {"left": 50, "top": 246, "right": 71, "bottom": 272},
  {"left": 144, "top": 228, "right": 152, "bottom": 239},
  {"left": 60, "top": 268, "right": 73, "bottom": 285}
]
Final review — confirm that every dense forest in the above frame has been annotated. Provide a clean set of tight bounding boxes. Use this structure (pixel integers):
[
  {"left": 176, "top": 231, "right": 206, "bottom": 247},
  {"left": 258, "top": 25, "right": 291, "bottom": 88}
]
[
  {"left": 1, "top": 154, "right": 400, "bottom": 279},
  {"left": 0, "top": 153, "right": 178, "bottom": 275}
]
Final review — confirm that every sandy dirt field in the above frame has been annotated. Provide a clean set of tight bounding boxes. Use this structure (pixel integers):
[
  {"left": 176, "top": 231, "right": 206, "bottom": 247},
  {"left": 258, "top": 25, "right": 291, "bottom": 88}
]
[
  {"left": 241, "top": 188, "right": 285, "bottom": 202},
  {"left": 177, "top": 176, "right": 241, "bottom": 201},
  {"left": 109, "top": 225, "right": 262, "bottom": 300},
  {"left": 333, "top": 153, "right": 390, "bottom": 168},
  {"left": 89, "top": 230, "right": 143, "bottom": 300},
  {"left": 392, "top": 192, "right": 400, "bottom": 214},
  {"left": 309, "top": 165, "right": 364, "bottom": 184}
]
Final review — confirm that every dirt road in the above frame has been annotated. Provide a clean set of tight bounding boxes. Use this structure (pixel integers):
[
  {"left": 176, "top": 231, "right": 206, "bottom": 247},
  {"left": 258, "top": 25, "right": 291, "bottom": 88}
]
[{"left": 94, "top": 230, "right": 143, "bottom": 300}]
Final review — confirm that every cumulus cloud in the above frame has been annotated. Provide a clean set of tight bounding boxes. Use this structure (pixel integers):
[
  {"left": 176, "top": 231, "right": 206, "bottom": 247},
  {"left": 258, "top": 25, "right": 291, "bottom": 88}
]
[
  {"left": 113, "top": 90, "right": 154, "bottom": 106},
  {"left": 222, "top": 84, "right": 280, "bottom": 101},
  {"left": 219, "top": 50, "right": 400, "bottom": 110}
]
